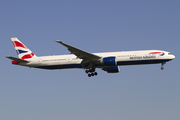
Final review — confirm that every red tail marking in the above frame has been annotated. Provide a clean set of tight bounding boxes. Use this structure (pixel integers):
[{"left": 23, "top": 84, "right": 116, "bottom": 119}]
[
  {"left": 12, "top": 41, "right": 28, "bottom": 49},
  {"left": 21, "top": 53, "right": 34, "bottom": 59}
]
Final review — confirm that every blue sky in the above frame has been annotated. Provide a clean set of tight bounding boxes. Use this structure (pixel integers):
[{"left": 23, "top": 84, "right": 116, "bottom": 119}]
[{"left": 1, "top": 0, "right": 179, "bottom": 120}]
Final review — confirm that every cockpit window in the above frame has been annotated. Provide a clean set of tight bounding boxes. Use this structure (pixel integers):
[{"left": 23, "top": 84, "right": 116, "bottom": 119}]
[{"left": 168, "top": 53, "right": 173, "bottom": 55}]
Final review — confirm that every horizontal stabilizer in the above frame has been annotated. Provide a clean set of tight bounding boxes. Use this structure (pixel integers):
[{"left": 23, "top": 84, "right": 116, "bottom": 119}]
[{"left": 6, "top": 56, "right": 29, "bottom": 63}]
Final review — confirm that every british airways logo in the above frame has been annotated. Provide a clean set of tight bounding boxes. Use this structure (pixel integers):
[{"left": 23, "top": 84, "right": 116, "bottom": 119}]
[
  {"left": 130, "top": 56, "right": 156, "bottom": 59},
  {"left": 149, "top": 52, "right": 165, "bottom": 56}
]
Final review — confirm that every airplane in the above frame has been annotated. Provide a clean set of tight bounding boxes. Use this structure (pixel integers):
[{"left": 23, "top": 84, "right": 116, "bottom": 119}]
[{"left": 6, "top": 37, "right": 175, "bottom": 77}]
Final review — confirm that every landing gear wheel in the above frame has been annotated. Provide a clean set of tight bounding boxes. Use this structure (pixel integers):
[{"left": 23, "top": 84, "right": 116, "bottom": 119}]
[
  {"left": 88, "top": 74, "right": 91, "bottom": 77},
  {"left": 161, "top": 66, "right": 164, "bottom": 70},
  {"left": 94, "top": 72, "right": 97, "bottom": 76},
  {"left": 85, "top": 70, "right": 89, "bottom": 73},
  {"left": 85, "top": 68, "right": 98, "bottom": 77}
]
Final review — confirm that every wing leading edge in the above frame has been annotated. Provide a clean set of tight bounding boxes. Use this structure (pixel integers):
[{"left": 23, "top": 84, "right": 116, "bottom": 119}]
[{"left": 55, "top": 41, "right": 101, "bottom": 61}]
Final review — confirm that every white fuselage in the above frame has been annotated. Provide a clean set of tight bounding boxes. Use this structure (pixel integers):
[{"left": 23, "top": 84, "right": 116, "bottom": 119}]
[{"left": 19, "top": 50, "right": 175, "bottom": 70}]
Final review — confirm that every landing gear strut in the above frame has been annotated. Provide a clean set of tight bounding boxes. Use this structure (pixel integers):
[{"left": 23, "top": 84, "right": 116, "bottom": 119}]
[
  {"left": 161, "top": 62, "right": 166, "bottom": 70},
  {"left": 85, "top": 68, "right": 98, "bottom": 77}
]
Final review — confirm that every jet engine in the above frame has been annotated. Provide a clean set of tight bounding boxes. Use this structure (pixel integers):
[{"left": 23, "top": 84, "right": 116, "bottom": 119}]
[
  {"left": 103, "top": 66, "right": 120, "bottom": 73},
  {"left": 102, "top": 57, "right": 117, "bottom": 66}
]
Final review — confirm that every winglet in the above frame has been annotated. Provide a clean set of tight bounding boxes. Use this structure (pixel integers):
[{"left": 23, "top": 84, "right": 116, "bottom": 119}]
[
  {"left": 55, "top": 40, "right": 62, "bottom": 43},
  {"left": 55, "top": 40, "right": 68, "bottom": 47}
]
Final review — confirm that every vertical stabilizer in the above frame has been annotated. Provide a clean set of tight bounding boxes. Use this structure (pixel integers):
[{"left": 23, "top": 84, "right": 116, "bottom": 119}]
[{"left": 11, "top": 37, "right": 37, "bottom": 59}]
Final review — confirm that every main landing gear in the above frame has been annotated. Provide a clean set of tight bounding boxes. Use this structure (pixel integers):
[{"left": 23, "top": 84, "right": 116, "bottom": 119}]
[
  {"left": 161, "top": 62, "right": 166, "bottom": 70},
  {"left": 85, "top": 68, "right": 98, "bottom": 77}
]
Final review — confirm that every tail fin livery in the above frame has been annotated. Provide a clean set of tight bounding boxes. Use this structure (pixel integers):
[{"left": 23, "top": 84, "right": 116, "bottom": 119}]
[{"left": 11, "top": 37, "right": 37, "bottom": 59}]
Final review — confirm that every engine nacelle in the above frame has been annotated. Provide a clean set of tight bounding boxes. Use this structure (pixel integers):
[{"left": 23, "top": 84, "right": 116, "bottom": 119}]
[
  {"left": 103, "top": 66, "right": 120, "bottom": 73},
  {"left": 102, "top": 57, "right": 117, "bottom": 66}
]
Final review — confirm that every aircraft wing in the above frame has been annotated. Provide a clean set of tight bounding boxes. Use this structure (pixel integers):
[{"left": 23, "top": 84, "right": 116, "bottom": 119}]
[
  {"left": 6, "top": 56, "right": 29, "bottom": 63},
  {"left": 55, "top": 41, "right": 101, "bottom": 60}
]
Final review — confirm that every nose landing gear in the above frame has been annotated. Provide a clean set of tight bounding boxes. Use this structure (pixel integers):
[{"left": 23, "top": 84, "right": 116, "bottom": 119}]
[
  {"left": 161, "top": 62, "right": 166, "bottom": 70},
  {"left": 85, "top": 68, "right": 98, "bottom": 77}
]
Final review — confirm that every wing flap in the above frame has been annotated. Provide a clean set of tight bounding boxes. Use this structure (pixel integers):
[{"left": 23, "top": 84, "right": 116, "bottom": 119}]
[{"left": 6, "top": 56, "right": 29, "bottom": 63}]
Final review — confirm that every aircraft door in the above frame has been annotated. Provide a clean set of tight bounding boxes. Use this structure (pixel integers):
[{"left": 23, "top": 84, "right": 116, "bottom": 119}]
[
  {"left": 67, "top": 57, "right": 71, "bottom": 63},
  {"left": 38, "top": 58, "right": 42, "bottom": 64}
]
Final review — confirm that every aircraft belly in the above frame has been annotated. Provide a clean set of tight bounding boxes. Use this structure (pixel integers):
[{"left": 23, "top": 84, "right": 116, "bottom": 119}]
[
  {"left": 117, "top": 59, "right": 171, "bottom": 66},
  {"left": 36, "top": 63, "right": 82, "bottom": 69}
]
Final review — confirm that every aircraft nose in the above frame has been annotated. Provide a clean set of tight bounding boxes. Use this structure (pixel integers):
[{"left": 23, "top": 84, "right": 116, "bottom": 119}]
[
  {"left": 170, "top": 54, "right": 175, "bottom": 60},
  {"left": 172, "top": 55, "right": 175, "bottom": 59}
]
